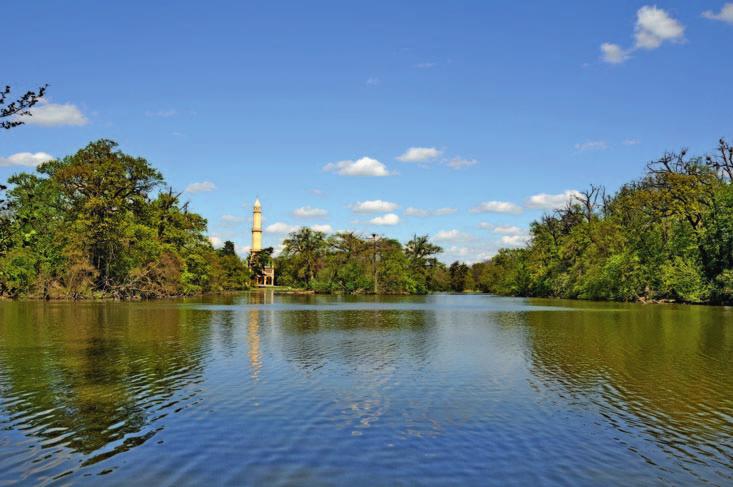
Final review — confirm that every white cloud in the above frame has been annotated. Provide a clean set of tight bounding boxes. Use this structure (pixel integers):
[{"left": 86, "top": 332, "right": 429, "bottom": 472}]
[
  {"left": 366, "top": 77, "right": 381, "bottom": 86},
  {"left": 185, "top": 181, "right": 216, "bottom": 193},
  {"left": 293, "top": 206, "right": 328, "bottom": 218},
  {"left": 273, "top": 243, "right": 287, "bottom": 257},
  {"left": 237, "top": 245, "right": 251, "bottom": 256},
  {"left": 311, "top": 224, "right": 333, "bottom": 233},
  {"left": 404, "top": 206, "right": 457, "bottom": 217},
  {"left": 266, "top": 222, "right": 299, "bottom": 234},
  {"left": 323, "top": 157, "right": 391, "bottom": 177},
  {"left": 415, "top": 62, "right": 437, "bottom": 69},
  {"left": 0, "top": 151, "right": 54, "bottom": 167},
  {"left": 397, "top": 147, "right": 442, "bottom": 162},
  {"left": 470, "top": 201, "right": 522, "bottom": 214},
  {"left": 575, "top": 140, "right": 608, "bottom": 152},
  {"left": 434, "top": 229, "right": 467, "bottom": 241},
  {"left": 208, "top": 236, "right": 224, "bottom": 248},
  {"left": 600, "top": 6, "right": 684, "bottom": 65},
  {"left": 623, "top": 138, "right": 641, "bottom": 145},
  {"left": 405, "top": 207, "right": 430, "bottom": 217},
  {"left": 479, "top": 222, "right": 524, "bottom": 235},
  {"left": 494, "top": 225, "right": 523, "bottom": 235},
  {"left": 500, "top": 235, "right": 531, "bottom": 247},
  {"left": 600, "top": 43, "right": 630, "bottom": 64},
  {"left": 350, "top": 200, "right": 399, "bottom": 213},
  {"left": 525, "top": 190, "right": 582, "bottom": 210},
  {"left": 369, "top": 213, "right": 400, "bottom": 225},
  {"left": 221, "top": 214, "right": 245, "bottom": 224},
  {"left": 441, "top": 244, "right": 499, "bottom": 265},
  {"left": 446, "top": 246, "right": 470, "bottom": 257},
  {"left": 634, "top": 6, "right": 685, "bottom": 50},
  {"left": 703, "top": 3, "right": 733, "bottom": 24},
  {"left": 446, "top": 157, "right": 478, "bottom": 170},
  {"left": 18, "top": 99, "right": 88, "bottom": 126}
]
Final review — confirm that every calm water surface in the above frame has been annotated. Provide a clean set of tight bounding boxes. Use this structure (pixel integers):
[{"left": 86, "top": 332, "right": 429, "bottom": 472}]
[{"left": 0, "top": 293, "right": 732, "bottom": 485}]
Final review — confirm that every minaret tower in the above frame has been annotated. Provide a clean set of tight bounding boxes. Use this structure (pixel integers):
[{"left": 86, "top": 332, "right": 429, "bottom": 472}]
[
  {"left": 249, "top": 198, "right": 275, "bottom": 286},
  {"left": 251, "top": 198, "right": 262, "bottom": 252}
]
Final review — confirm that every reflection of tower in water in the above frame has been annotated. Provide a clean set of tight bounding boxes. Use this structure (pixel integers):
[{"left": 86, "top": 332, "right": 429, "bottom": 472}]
[{"left": 247, "top": 307, "right": 262, "bottom": 380}]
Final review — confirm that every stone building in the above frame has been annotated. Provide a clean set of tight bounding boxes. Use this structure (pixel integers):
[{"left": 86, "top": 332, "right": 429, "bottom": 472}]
[{"left": 249, "top": 198, "right": 275, "bottom": 286}]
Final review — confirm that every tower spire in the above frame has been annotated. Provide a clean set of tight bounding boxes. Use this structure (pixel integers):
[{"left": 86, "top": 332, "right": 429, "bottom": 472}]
[{"left": 251, "top": 198, "right": 262, "bottom": 252}]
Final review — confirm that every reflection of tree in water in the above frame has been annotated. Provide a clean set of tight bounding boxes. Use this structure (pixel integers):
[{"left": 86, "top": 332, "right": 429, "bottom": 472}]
[
  {"left": 275, "top": 309, "right": 433, "bottom": 374},
  {"left": 0, "top": 302, "right": 212, "bottom": 464},
  {"left": 273, "top": 307, "right": 437, "bottom": 438},
  {"left": 524, "top": 304, "right": 733, "bottom": 479}
]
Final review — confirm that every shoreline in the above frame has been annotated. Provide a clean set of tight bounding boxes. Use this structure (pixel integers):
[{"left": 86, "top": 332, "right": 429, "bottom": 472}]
[{"left": 2, "top": 290, "right": 732, "bottom": 307}]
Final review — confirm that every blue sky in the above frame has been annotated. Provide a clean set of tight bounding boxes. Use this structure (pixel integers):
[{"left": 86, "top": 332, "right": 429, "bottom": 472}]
[{"left": 3, "top": 1, "right": 732, "bottom": 262}]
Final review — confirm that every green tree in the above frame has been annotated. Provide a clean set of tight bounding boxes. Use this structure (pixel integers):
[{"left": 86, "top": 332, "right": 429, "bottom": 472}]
[
  {"left": 281, "top": 228, "right": 327, "bottom": 288},
  {"left": 0, "top": 139, "right": 237, "bottom": 299},
  {"left": 449, "top": 261, "right": 469, "bottom": 292},
  {"left": 249, "top": 247, "right": 273, "bottom": 285},
  {"left": 405, "top": 234, "right": 443, "bottom": 293}
]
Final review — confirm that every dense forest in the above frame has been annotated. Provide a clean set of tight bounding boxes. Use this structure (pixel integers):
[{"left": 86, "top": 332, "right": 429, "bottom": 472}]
[
  {"left": 3, "top": 137, "right": 733, "bottom": 303},
  {"left": 0, "top": 140, "right": 249, "bottom": 299},
  {"left": 0, "top": 139, "right": 459, "bottom": 299},
  {"left": 470, "top": 138, "right": 733, "bottom": 305},
  {"left": 275, "top": 231, "right": 455, "bottom": 294}
]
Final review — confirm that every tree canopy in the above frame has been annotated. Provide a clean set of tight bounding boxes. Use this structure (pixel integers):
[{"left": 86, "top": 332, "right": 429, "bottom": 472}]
[
  {"left": 0, "top": 140, "right": 250, "bottom": 299},
  {"left": 472, "top": 138, "right": 733, "bottom": 304},
  {"left": 276, "top": 231, "right": 446, "bottom": 294}
]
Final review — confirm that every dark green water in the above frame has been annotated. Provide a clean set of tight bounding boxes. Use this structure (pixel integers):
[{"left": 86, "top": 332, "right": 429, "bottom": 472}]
[{"left": 0, "top": 293, "right": 731, "bottom": 486}]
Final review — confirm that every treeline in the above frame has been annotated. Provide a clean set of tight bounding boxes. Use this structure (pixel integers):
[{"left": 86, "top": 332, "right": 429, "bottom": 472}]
[
  {"left": 471, "top": 138, "right": 733, "bottom": 304},
  {"left": 0, "top": 140, "right": 249, "bottom": 299},
  {"left": 275, "top": 230, "right": 473, "bottom": 294}
]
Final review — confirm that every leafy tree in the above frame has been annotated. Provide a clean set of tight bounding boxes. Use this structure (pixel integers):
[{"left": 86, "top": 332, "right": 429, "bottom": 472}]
[
  {"left": 405, "top": 234, "right": 443, "bottom": 293},
  {"left": 475, "top": 138, "right": 733, "bottom": 304},
  {"left": 281, "top": 228, "right": 327, "bottom": 287},
  {"left": 449, "top": 261, "right": 469, "bottom": 292},
  {"left": 219, "top": 240, "right": 237, "bottom": 257},
  {"left": 249, "top": 247, "right": 273, "bottom": 284},
  {"left": 0, "top": 139, "right": 248, "bottom": 299}
]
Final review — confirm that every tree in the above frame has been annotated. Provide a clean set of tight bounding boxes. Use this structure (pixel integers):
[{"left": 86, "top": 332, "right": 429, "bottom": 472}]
[
  {"left": 405, "top": 234, "right": 442, "bottom": 266},
  {"left": 449, "top": 261, "right": 469, "bottom": 292},
  {"left": 405, "top": 234, "right": 442, "bottom": 292},
  {"left": 40, "top": 139, "right": 164, "bottom": 287},
  {"left": 281, "top": 228, "right": 327, "bottom": 287},
  {"left": 1, "top": 84, "right": 47, "bottom": 130},
  {"left": 249, "top": 247, "right": 273, "bottom": 284},
  {"left": 474, "top": 138, "right": 733, "bottom": 304},
  {"left": 219, "top": 240, "right": 237, "bottom": 257},
  {"left": 0, "top": 139, "right": 245, "bottom": 299}
]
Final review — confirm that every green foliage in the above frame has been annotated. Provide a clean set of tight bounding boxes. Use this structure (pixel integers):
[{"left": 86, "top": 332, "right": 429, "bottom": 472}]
[
  {"left": 0, "top": 248, "right": 38, "bottom": 297},
  {"left": 0, "top": 140, "right": 249, "bottom": 299},
  {"left": 474, "top": 138, "right": 733, "bottom": 304},
  {"left": 248, "top": 247, "right": 273, "bottom": 283},
  {"left": 280, "top": 228, "right": 327, "bottom": 288},
  {"left": 449, "top": 261, "right": 469, "bottom": 292},
  {"left": 659, "top": 257, "right": 710, "bottom": 303},
  {"left": 276, "top": 232, "right": 446, "bottom": 294}
]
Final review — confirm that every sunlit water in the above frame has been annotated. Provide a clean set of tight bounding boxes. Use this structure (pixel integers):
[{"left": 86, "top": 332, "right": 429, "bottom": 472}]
[{"left": 0, "top": 293, "right": 732, "bottom": 485}]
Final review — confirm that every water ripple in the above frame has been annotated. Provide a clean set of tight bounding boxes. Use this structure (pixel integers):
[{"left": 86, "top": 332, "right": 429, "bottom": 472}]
[{"left": 0, "top": 295, "right": 731, "bottom": 485}]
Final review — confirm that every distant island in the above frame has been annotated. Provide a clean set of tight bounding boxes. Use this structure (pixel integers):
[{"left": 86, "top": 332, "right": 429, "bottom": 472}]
[{"left": 1, "top": 138, "right": 732, "bottom": 304}]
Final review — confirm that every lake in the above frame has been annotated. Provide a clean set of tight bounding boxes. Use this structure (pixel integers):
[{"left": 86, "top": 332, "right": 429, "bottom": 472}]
[{"left": 0, "top": 293, "right": 731, "bottom": 485}]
